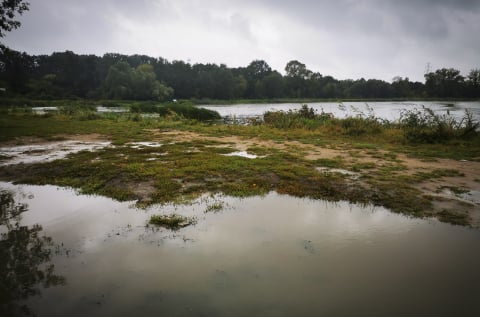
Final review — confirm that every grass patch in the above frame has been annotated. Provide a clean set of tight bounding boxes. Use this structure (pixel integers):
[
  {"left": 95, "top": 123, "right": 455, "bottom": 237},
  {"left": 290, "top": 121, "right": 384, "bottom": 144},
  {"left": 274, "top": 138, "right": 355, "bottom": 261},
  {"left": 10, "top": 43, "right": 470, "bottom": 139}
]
[
  {"left": 205, "top": 202, "right": 224, "bottom": 213},
  {"left": 314, "top": 157, "right": 344, "bottom": 168},
  {"left": 436, "top": 210, "right": 470, "bottom": 226},
  {"left": 148, "top": 214, "right": 196, "bottom": 230},
  {"left": 413, "top": 169, "right": 464, "bottom": 181},
  {"left": 351, "top": 162, "right": 376, "bottom": 172}
]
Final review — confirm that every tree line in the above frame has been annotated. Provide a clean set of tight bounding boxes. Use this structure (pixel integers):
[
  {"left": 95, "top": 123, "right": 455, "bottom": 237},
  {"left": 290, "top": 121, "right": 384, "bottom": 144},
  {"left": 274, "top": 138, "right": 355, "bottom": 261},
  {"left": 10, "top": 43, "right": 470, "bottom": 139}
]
[{"left": 1, "top": 46, "right": 479, "bottom": 101}]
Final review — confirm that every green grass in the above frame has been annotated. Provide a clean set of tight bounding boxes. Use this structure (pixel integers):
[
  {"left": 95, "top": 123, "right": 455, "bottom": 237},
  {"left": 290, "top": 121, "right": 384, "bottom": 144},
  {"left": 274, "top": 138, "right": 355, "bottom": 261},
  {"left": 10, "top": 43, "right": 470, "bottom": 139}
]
[
  {"left": 436, "top": 210, "right": 470, "bottom": 226},
  {"left": 149, "top": 214, "right": 196, "bottom": 230},
  {"left": 205, "top": 202, "right": 225, "bottom": 213}
]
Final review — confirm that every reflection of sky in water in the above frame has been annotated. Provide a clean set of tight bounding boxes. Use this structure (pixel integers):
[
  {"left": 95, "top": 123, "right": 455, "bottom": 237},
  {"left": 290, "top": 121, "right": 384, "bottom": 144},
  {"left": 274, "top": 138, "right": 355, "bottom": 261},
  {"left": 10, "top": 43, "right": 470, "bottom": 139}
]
[
  {"left": 199, "top": 101, "right": 480, "bottom": 123},
  {"left": 1, "top": 182, "right": 479, "bottom": 317}
]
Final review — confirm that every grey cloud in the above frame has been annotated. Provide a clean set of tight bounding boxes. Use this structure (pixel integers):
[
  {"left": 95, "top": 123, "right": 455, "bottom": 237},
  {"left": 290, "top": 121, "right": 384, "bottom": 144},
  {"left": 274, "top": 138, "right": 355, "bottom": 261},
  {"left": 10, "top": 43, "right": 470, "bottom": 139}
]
[{"left": 2, "top": 0, "right": 479, "bottom": 82}]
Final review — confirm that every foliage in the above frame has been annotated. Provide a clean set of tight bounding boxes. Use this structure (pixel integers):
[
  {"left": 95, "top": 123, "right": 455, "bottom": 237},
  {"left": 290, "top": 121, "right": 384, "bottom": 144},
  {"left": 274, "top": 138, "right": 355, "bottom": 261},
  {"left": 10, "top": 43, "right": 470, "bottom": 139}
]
[
  {"left": 158, "top": 102, "right": 221, "bottom": 121},
  {"left": 264, "top": 105, "right": 332, "bottom": 130},
  {"left": 1, "top": 47, "right": 479, "bottom": 100},
  {"left": 130, "top": 101, "right": 221, "bottom": 121},
  {"left": 0, "top": 0, "right": 29, "bottom": 37},
  {"left": 399, "top": 107, "right": 479, "bottom": 143},
  {"left": 103, "top": 62, "right": 173, "bottom": 101}
]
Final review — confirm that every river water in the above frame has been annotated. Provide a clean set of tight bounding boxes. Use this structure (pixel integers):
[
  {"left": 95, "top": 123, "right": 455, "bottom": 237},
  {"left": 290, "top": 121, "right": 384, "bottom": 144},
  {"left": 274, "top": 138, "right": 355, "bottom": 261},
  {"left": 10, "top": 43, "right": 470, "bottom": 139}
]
[
  {"left": 199, "top": 101, "right": 480, "bottom": 123},
  {"left": 1, "top": 182, "right": 479, "bottom": 316}
]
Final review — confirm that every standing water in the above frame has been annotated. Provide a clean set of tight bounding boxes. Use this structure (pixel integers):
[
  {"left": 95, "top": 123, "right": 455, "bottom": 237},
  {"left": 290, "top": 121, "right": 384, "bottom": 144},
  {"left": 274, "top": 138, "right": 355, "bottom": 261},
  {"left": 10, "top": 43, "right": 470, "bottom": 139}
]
[
  {"left": 198, "top": 101, "right": 480, "bottom": 123},
  {"left": 1, "top": 182, "right": 479, "bottom": 317}
]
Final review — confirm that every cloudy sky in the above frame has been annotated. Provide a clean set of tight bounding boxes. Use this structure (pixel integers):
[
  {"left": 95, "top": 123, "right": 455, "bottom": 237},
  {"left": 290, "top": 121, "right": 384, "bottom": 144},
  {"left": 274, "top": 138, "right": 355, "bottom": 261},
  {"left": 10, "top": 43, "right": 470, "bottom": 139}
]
[{"left": 3, "top": 0, "right": 480, "bottom": 82}]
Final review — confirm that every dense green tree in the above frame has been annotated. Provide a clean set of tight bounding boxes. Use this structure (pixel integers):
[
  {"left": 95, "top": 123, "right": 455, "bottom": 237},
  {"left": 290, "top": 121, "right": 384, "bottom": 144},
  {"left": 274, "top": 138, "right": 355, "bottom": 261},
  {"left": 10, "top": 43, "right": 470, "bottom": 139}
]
[
  {"left": 425, "top": 68, "right": 465, "bottom": 98},
  {"left": 0, "top": 45, "right": 33, "bottom": 93},
  {"left": 285, "top": 60, "right": 312, "bottom": 79},
  {"left": 255, "top": 71, "right": 285, "bottom": 98},
  {"left": 104, "top": 62, "right": 172, "bottom": 100},
  {"left": 103, "top": 61, "right": 132, "bottom": 99},
  {"left": 466, "top": 69, "right": 480, "bottom": 97},
  {"left": 243, "top": 60, "right": 272, "bottom": 98},
  {"left": 0, "top": 47, "right": 476, "bottom": 100}
]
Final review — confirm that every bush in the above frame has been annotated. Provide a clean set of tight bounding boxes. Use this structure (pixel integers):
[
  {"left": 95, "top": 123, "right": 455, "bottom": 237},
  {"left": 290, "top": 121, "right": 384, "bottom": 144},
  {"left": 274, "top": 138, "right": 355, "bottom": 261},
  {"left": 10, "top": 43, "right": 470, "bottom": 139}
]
[
  {"left": 399, "top": 107, "right": 479, "bottom": 143},
  {"left": 129, "top": 101, "right": 220, "bottom": 121},
  {"left": 338, "top": 117, "right": 383, "bottom": 136},
  {"left": 264, "top": 105, "right": 332, "bottom": 130},
  {"left": 160, "top": 102, "right": 221, "bottom": 121}
]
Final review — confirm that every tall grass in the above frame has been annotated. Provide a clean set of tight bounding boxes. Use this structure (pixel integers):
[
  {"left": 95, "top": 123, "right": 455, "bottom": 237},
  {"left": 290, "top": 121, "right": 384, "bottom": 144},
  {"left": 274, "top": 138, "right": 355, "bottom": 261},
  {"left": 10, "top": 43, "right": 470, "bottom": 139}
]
[
  {"left": 263, "top": 104, "right": 479, "bottom": 143},
  {"left": 399, "top": 107, "right": 479, "bottom": 143}
]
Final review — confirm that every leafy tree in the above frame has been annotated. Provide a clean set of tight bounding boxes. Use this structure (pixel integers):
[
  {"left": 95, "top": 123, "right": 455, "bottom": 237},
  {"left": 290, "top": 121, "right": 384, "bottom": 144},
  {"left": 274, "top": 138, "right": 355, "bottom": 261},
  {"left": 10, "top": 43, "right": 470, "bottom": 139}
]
[
  {"left": 103, "top": 61, "right": 133, "bottom": 99},
  {"left": 255, "top": 71, "right": 284, "bottom": 98},
  {"left": 0, "top": 44, "right": 33, "bottom": 93},
  {"left": 285, "top": 60, "right": 311, "bottom": 79},
  {"left": 244, "top": 60, "right": 272, "bottom": 98},
  {"left": 103, "top": 62, "right": 172, "bottom": 100},
  {"left": 425, "top": 68, "right": 464, "bottom": 98},
  {"left": 232, "top": 74, "right": 247, "bottom": 98},
  {"left": 0, "top": 0, "right": 29, "bottom": 37},
  {"left": 284, "top": 60, "right": 314, "bottom": 98},
  {"left": 467, "top": 69, "right": 480, "bottom": 86}
]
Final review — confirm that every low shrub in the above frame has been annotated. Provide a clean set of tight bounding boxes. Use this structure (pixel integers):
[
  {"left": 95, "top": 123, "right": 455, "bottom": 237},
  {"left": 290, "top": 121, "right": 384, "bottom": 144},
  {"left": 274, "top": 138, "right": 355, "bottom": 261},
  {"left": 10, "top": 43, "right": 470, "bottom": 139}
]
[{"left": 399, "top": 107, "right": 479, "bottom": 143}]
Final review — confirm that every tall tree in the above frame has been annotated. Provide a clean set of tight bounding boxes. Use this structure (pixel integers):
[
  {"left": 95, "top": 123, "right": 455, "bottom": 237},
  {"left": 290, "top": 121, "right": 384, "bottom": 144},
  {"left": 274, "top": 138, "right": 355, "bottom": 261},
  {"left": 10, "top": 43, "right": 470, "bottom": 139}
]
[
  {"left": 425, "top": 68, "right": 464, "bottom": 97},
  {"left": 0, "top": 0, "right": 29, "bottom": 37}
]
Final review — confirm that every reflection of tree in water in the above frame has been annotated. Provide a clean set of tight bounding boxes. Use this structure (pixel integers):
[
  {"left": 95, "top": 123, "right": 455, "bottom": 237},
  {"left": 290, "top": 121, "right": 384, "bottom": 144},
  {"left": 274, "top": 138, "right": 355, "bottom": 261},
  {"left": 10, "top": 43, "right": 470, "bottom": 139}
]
[{"left": 0, "top": 189, "right": 65, "bottom": 317}]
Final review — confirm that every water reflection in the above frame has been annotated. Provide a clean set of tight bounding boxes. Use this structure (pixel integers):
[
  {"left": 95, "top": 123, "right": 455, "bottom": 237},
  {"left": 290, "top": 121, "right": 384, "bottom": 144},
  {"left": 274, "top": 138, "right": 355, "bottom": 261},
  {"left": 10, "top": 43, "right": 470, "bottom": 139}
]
[
  {"left": 0, "top": 183, "right": 479, "bottom": 316},
  {"left": 0, "top": 189, "right": 65, "bottom": 317}
]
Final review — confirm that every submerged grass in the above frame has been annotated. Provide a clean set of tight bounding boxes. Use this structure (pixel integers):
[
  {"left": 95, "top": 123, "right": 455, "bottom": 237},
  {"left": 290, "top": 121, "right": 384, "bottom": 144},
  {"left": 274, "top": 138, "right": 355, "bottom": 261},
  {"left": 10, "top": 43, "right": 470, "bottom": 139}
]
[{"left": 149, "top": 214, "right": 196, "bottom": 230}]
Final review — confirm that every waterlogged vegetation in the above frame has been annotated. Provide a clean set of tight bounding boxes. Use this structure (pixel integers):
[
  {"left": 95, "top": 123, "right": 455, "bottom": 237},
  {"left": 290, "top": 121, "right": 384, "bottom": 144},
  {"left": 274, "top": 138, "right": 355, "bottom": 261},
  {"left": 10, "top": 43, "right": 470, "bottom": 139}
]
[
  {"left": 0, "top": 102, "right": 479, "bottom": 227},
  {"left": 148, "top": 214, "right": 196, "bottom": 230}
]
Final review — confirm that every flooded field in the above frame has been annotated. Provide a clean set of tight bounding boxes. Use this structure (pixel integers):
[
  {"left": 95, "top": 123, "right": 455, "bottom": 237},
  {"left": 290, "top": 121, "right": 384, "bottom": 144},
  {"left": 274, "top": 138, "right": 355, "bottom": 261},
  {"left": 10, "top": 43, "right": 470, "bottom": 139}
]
[{"left": 2, "top": 182, "right": 480, "bottom": 317}]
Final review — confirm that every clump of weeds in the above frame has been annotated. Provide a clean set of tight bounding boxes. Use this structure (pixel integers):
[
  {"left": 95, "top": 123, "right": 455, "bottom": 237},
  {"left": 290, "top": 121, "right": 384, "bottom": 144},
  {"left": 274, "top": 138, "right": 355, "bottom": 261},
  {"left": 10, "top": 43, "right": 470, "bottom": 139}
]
[{"left": 148, "top": 214, "right": 196, "bottom": 230}]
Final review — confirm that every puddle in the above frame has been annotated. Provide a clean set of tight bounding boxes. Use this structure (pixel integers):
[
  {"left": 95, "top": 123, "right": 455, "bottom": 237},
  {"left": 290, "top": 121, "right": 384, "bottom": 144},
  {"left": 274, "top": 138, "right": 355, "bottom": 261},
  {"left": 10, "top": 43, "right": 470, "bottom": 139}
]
[
  {"left": 439, "top": 188, "right": 480, "bottom": 205},
  {"left": 0, "top": 141, "right": 112, "bottom": 166},
  {"left": 459, "top": 190, "right": 480, "bottom": 204},
  {"left": 32, "top": 106, "right": 58, "bottom": 114},
  {"left": 95, "top": 106, "right": 128, "bottom": 113},
  {"left": 128, "top": 142, "right": 163, "bottom": 149},
  {"left": 1, "top": 183, "right": 480, "bottom": 316},
  {"left": 223, "top": 151, "right": 263, "bottom": 159}
]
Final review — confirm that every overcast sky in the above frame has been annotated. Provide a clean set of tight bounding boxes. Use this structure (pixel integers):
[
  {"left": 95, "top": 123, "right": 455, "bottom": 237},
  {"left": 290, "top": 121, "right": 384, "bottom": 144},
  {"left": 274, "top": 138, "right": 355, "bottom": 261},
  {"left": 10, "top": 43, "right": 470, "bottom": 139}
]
[{"left": 3, "top": 0, "right": 480, "bottom": 82}]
